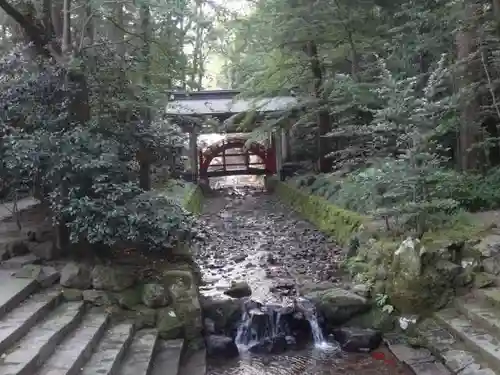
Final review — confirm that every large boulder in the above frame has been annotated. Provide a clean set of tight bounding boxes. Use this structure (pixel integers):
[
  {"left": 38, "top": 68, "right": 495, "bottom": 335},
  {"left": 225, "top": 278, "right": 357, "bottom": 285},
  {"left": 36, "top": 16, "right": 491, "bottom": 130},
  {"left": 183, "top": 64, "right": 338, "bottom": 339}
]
[
  {"left": 331, "top": 327, "right": 382, "bottom": 353},
  {"left": 91, "top": 265, "right": 135, "bottom": 292},
  {"left": 206, "top": 335, "right": 239, "bottom": 358},
  {"left": 200, "top": 297, "right": 242, "bottom": 335},
  {"left": 305, "top": 288, "right": 369, "bottom": 326},
  {"left": 142, "top": 283, "right": 170, "bottom": 308},
  {"left": 60, "top": 263, "right": 92, "bottom": 289}
]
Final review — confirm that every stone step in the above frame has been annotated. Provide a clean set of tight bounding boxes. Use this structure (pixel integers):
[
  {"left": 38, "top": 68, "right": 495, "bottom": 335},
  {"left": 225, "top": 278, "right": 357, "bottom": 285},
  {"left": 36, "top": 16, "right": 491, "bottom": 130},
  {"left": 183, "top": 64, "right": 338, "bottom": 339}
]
[
  {"left": 474, "top": 288, "right": 500, "bottom": 310},
  {"left": 80, "top": 322, "right": 135, "bottom": 375},
  {"left": 150, "top": 339, "right": 184, "bottom": 375},
  {"left": 177, "top": 349, "right": 206, "bottom": 375},
  {"left": 36, "top": 311, "right": 109, "bottom": 375},
  {"left": 0, "top": 301, "right": 85, "bottom": 375},
  {"left": 418, "top": 317, "right": 497, "bottom": 375},
  {"left": 435, "top": 307, "right": 500, "bottom": 371},
  {"left": 0, "top": 288, "right": 61, "bottom": 355},
  {"left": 454, "top": 298, "right": 500, "bottom": 338},
  {"left": 0, "top": 269, "right": 39, "bottom": 319},
  {"left": 117, "top": 329, "right": 158, "bottom": 375}
]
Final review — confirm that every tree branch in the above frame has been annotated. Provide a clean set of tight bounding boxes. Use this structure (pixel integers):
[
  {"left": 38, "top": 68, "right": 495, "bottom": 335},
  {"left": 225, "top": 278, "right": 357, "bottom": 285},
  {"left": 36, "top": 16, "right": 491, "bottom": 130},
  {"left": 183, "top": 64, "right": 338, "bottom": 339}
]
[{"left": 0, "top": 0, "right": 50, "bottom": 55}]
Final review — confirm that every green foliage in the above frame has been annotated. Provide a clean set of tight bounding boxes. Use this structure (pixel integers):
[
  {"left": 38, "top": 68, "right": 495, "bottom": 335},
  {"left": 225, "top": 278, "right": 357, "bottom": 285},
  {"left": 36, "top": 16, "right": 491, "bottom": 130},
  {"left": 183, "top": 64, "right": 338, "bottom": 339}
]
[{"left": 0, "top": 1, "right": 202, "bottom": 253}]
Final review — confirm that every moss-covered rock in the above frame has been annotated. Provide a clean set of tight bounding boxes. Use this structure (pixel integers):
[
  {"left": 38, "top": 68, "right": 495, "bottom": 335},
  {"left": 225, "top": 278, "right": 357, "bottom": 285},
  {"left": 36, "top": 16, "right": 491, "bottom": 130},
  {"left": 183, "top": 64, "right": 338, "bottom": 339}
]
[
  {"left": 157, "top": 307, "right": 184, "bottom": 340},
  {"left": 274, "top": 180, "right": 366, "bottom": 245},
  {"left": 304, "top": 287, "right": 370, "bottom": 326},
  {"left": 115, "top": 286, "right": 143, "bottom": 310},
  {"left": 142, "top": 283, "right": 170, "bottom": 308},
  {"left": 132, "top": 306, "right": 157, "bottom": 329}
]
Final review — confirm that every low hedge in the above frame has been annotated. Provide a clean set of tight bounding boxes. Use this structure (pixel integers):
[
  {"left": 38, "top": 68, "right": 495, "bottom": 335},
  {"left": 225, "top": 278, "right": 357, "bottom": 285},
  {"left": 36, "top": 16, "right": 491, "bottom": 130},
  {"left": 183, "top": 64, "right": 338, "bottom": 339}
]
[{"left": 274, "top": 180, "right": 366, "bottom": 245}]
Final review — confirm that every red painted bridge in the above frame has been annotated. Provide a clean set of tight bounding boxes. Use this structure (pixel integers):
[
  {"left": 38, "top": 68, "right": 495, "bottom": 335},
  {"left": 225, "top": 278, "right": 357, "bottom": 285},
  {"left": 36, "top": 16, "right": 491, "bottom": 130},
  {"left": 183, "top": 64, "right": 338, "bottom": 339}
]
[{"left": 198, "top": 137, "right": 276, "bottom": 178}]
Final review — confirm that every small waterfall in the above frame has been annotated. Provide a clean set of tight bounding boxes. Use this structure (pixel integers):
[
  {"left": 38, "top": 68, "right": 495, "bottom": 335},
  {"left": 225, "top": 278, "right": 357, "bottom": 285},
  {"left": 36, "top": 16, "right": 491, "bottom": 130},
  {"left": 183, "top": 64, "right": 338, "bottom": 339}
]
[
  {"left": 306, "top": 314, "right": 330, "bottom": 349},
  {"left": 234, "top": 298, "right": 332, "bottom": 353},
  {"left": 293, "top": 297, "right": 331, "bottom": 349}
]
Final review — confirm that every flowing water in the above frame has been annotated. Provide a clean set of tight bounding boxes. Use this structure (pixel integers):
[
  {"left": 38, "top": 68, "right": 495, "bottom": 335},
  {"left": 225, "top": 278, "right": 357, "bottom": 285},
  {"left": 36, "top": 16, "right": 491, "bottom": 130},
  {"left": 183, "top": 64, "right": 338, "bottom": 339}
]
[{"left": 197, "top": 178, "right": 412, "bottom": 375}]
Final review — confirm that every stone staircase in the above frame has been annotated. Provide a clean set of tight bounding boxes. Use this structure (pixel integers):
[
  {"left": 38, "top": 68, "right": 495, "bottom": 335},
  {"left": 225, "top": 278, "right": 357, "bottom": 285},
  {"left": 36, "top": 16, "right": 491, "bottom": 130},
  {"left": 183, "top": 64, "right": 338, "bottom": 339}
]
[
  {"left": 416, "top": 287, "right": 500, "bottom": 375},
  {"left": 0, "top": 268, "right": 198, "bottom": 375}
]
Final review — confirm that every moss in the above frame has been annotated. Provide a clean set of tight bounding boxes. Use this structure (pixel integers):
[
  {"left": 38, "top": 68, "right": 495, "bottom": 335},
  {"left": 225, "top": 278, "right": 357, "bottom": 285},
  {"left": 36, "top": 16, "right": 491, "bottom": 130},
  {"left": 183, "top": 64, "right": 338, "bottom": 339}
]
[
  {"left": 157, "top": 180, "right": 204, "bottom": 215},
  {"left": 183, "top": 184, "right": 203, "bottom": 215},
  {"left": 274, "top": 180, "right": 366, "bottom": 245}
]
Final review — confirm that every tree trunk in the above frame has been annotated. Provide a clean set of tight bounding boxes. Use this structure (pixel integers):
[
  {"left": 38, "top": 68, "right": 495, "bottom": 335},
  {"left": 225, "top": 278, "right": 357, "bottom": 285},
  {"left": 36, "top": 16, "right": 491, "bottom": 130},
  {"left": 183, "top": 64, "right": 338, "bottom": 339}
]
[
  {"left": 456, "top": 2, "right": 483, "bottom": 171},
  {"left": 306, "top": 40, "right": 331, "bottom": 173},
  {"left": 139, "top": 1, "right": 151, "bottom": 190}
]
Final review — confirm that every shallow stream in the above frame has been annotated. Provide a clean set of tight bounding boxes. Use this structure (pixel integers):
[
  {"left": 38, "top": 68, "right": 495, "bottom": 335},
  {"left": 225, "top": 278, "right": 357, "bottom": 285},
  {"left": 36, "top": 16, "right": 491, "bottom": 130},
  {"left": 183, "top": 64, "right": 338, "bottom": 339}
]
[{"left": 196, "top": 178, "right": 412, "bottom": 375}]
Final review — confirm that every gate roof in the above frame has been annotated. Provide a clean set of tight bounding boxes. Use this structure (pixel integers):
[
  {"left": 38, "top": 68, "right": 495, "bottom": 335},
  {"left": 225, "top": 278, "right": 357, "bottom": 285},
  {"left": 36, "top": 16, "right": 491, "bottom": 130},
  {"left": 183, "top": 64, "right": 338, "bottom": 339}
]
[{"left": 165, "top": 90, "right": 298, "bottom": 132}]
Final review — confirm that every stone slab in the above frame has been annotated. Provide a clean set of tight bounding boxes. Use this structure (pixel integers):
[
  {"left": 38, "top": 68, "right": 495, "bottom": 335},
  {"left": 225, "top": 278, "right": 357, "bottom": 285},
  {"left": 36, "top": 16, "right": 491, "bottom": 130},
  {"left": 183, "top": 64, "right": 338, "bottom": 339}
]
[
  {"left": 0, "top": 288, "right": 61, "bottom": 355},
  {"left": 418, "top": 318, "right": 498, "bottom": 375},
  {"left": 410, "top": 361, "right": 452, "bottom": 375},
  {"left": 388, "top": 343, "right": 435, "bottom": 365},
  {"left": 475, "top": 288, "right": 500, "bottom": 310},
  {"left": 37, "top": 311, "right": 109, "bottom": 375},
  {"left": 177, "top": 349, "right": 206, "bottom": 375},
  {"left": 455, "top": 299, "right": 500, "bottom": 337},
  {"left": 80, "top": 323, "right": 134, "bottom": 375},
  {"left": 435, "top": 308, "right": 500, "bottom": 370},
  {"left": 0, "top": 269, "right": 39, "bottom": 318},
  {"left": 117, "top": 329, "right": 158, "bottom": 375},
  {"left": 150, "top": 339, "right": 184, "bottom": 375},
  {"left": 0, "top": 302, "right": 84, "bottom": 375},
  {"left": 1, "top": 254, "right": 40, "bottom": 270}
]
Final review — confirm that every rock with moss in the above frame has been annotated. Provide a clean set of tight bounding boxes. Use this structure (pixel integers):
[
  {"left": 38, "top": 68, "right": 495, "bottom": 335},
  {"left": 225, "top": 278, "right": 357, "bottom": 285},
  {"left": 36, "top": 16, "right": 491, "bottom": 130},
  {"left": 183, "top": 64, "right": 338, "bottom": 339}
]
[
  {"left": 345, "top": 307, "right": 396, "bottom": 333},
  {"left": 172, "top": 294, "right": 203, "bottom": 346},
  {"left": 200, "top": 296, "right": 242, "bottom": 334},
  {"left": 60, "top": 263, "right": 92, "bottom": 289},
  {"left": 157, "top": 307, "right": 184, "bottom": 340},
  {"left": 91, "top": 265, "right": 135, "bottom": 292},
  {"left": 83, "top": 290, "right": 115, "bottom": 306},
  {"left": 142, "top": 283, "right": 170, "bottom": 308},
  {"left": 304, "top": 288, "right": 370, "bottom": 326},
  {"left": 116, "top": 286, "right": 143, "bottom": 310},
  {"left": 132, "top": 306, "right": 157, "bottom": 329}
]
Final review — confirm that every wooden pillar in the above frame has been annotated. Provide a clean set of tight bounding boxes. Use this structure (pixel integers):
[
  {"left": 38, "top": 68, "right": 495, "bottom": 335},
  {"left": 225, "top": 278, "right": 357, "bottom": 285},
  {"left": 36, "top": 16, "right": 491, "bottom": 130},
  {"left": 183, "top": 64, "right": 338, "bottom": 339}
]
[
  {"left": 189, "top": 128, "right": 198, "bottom": 182},
  {"left": 275, "top": 130, "right": 284, "bottom": 181},
  {"left": 281, "top": 128, "right": 289, "bottom": 162}
]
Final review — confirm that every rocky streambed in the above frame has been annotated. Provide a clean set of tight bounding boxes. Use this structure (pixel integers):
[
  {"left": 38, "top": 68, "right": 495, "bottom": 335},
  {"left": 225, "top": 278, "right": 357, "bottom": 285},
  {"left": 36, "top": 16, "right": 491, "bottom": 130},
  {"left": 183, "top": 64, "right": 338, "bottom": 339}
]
[{"left": 193, "top": 185, "right": 413, "bottom": 375}]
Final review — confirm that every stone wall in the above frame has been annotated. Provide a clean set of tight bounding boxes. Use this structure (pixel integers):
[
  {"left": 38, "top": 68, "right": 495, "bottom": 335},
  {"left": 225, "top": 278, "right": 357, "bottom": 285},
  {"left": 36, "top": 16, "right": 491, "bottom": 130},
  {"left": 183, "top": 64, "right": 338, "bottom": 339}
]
[
  {"left": 58, "top": 183, "right": 206, "bottom": 352},
  {"left": 271, "top": 179, "right": 365, "bottom": 246},
  {"left": 272, "top": 178, "right": 494, "bottom": 317},
  {"left": 59, "top": 262, "right": 203, "bottom": 348}
]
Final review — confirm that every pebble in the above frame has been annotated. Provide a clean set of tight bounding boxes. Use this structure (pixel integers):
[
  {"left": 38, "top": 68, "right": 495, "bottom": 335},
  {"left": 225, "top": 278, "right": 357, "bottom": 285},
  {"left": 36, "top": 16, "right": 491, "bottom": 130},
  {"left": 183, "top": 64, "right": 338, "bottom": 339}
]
[{"left": 193, "top": 186, "right": 345, "bottom": 302}]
